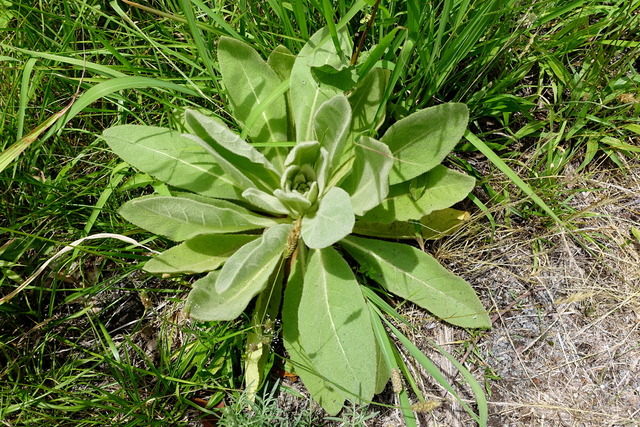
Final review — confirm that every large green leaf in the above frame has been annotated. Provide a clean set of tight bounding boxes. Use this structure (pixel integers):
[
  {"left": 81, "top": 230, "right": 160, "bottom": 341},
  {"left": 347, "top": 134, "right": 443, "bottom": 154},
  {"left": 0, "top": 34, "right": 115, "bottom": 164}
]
[
  {"left": 341, "top": 136, "right": 393, "bottom": 216},
  {"left": 215, "top": 223, "right": 291, "bottom": 293},
  {"left": 301, "top": 187, "right": 355, "bottom": 249},
  {"left": 217, "top": 36, "right": 288, "bottom": 143},
  {"left": 186, "top": 225, "right": 291, "bottom": 321},
  {"left": 360, "top": 165, "right": 475, "bottom": 223},
  {"left": 266, "top": 44, "right": 296, "bottom": 171},
  {"left": 313, "top": 94, "right": 352, "bottom": 175},
  {"left": 143, "top": 234, "right": 258, "bottom": 274},
  {"left": 382, "top": 103, "right": 469, "bottom": 185},
  {"left": 298, "top": 248, "right": 377, "bottom": 404},
  {"left": 119, "top": 195, "right": 279, "bottom": 241},
  {"left": 349, "top": 68, "right": 388, "bottom": 133},
  {"left": 353, "top": 208, "right": 471, "bottom": 240},
  {"left": 185, "top": 109, "right": 281, "bottom": 191},
  {"left": 341, "top": 236, "right": 491, "bottom": 329},
  {"left": 102, "top": 125, "right": 242, "bottom": 200},
  {"left": 282, "top": 254, "right": 346, "bottom": 415},
  {"left": 282, "top": 248, "right": 377, "bottom": 414},
  {"left": 185, "top": 269, "right": 265, "bottom": 321},
  {"left": 290, "top": 27, "right": 351, "bottom": 141}
]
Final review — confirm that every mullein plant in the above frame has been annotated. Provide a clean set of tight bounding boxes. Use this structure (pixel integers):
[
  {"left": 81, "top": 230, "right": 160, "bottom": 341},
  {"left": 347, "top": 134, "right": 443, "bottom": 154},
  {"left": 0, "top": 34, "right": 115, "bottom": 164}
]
[{"left": 102, "top": 27, "right": 491, "bottom": 417}]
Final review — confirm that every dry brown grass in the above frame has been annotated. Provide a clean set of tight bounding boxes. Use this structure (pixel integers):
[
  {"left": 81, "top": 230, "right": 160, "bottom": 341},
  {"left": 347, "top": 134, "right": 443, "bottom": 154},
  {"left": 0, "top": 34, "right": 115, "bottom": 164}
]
[{"left": 390, "top": 159, "right": 640, "bottom": 426}]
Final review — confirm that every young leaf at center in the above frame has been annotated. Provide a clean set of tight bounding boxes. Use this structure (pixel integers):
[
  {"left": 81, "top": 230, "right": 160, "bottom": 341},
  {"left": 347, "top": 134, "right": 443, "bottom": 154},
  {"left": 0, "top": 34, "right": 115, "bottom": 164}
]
[{"left": 301, "top": 187, "right": 355, "bottom": 249}]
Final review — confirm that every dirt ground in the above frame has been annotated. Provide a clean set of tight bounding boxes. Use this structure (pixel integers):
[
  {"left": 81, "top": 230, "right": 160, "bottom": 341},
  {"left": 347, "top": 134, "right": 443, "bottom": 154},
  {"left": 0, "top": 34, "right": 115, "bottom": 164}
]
[{"left": 367, "top": 159, "right": 640, "bottom": 426}]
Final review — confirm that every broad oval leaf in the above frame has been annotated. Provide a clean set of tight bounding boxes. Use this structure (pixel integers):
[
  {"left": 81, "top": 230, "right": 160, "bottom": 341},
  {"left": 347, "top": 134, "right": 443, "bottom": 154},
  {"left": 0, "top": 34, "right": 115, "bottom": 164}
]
[
  {"left": 185, "top": 270, "right": 265, "bottom": 321},
  {"left": 143, "top": 234, "right": 258, "bottom": 274},
  {"left": 301, "top": 187, "right": 355, "bottom": 249},
  {"left": 353, "top": 208, "right": 471, "bottom": 240},
  {"left": 360, "top": 165, "right": 475, "bottom": 223},
  {"left": 290, "top": 27, "right": 351, "bottom": 141},
  {"left": 340, "top": 236, "right": 491, "bottom": 329},
  {"left": 119, "top": 195, "right": 279, "bottom": 241},
  {"left": 218, "top": 36, "right": 288, "bottom": 143},
  {"left": 299, "top": 248, "right": 377, "bottom": 404},
  {"left": 382, "top": 103, "right": 469, "bottom": 185},
  {"left": 215, "top": 223, "right": 292, "bottom": 293},
  {"left": 283, "top": 248, "right": 377, "bottom": 412},
  {"left": 282, "top": 256, "right": 346, "bottom": 415},
  {"left": 102, "top": 125, "right": 242, "bottom": 200},
  {"left": 340, "top": 136, "right": 393, "bottom": 216},
  {"left": 187, "top": 224, "right": 291, "bottom": 321}
]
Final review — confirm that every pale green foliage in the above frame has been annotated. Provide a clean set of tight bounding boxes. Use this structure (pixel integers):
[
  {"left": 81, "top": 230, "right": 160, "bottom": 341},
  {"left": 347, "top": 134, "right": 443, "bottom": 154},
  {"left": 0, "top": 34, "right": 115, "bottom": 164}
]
[
  {"left": 103, "top": 26, "right": 490, "bottom": 417},
  {"left": 144, "top": 234, "right": 257, "bottom": 274},
  {"left": 284, "top": 248, "right": 377, "bottom": 409},
  {"left": 341, "top": 236, "right": 491, "bottom": 328}
]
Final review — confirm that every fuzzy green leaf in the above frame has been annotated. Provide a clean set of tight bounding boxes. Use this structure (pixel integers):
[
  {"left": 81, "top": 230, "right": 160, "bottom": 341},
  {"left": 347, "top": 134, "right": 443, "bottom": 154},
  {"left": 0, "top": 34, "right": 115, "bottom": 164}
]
[
  {"left": 185, "top": 109, "right": 281, "bottom": 191},
  {"left": 299, "top": 248, "right": 377, "bottom": 404},
  {"left": 361, "top": 165, "right": 475, "bottom": 223},
  {"left": 282, "top": 256, "right": 346, "bottom": 415},
  {"left": 310, "top": 64, "right": 358, "bottom": 91},
  {"left": 341, "top": 236, "right": 491, "bottom": 329},
  {"left": 185, "top": 270, "right": 262, "bottom": 321},
  {"left": 382, "top": 103, "right": 469, "bottom": 185},
  {"left": 267, "top": 45, "right": 296, "bottom": 83},
  {"left": 186, "top": 225, "right": 291, "bottom": 321},
  {"left": 313, "top": 94, "right": 352, "bottom": 175},
  {"left": 301, "top": 187, "right": 355, "bottom": 249},
  {"left": 218, "top": 36, "right": 287, "bottom": 143},
  {"left": 215, "top": 223, "right": 291, "bottom": 293},
  {"left": 353, "top": 208, "right": 471, "bottom": 240},
  {"left": 242, "top": 188, "right": 291, "bottom": 215},
  {"left": 291, "top": 27, "right": 352, "bottom": 141},
  {"left": 102, "top": 125, "right": 242, "bottom": 200},
  {"left": 341, "top": 136, "right": 393, "bottom": 216},
  {"left": 349, "top": 68, "right": 388, "bottom": 133},
  {"left": 119, "top": 195, "right": 278, "bottom": 241},
  {"left": 143, "top": 234, "right": 258, "bottom": 274}
]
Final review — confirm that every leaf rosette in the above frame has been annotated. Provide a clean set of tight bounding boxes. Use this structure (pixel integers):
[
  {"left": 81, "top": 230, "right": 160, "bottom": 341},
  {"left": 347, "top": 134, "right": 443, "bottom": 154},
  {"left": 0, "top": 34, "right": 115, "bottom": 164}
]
[{"left": 102, "top": 26, "right": 491, "bottom": 418}]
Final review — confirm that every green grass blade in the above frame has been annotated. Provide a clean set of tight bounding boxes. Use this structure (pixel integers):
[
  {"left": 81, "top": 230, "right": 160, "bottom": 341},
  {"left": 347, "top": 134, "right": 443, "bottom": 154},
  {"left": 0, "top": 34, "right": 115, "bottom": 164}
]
[
  {"left": 82, "top": 162, "right": 129, "bottom": 237},
  {"left": 0, "top": 45, "right": 128, "bottom": 78},
  {"left": 464, "top": 130, "right": 563, "bottom": 225},
  {"left": 0, "top": 99, "right": 73, "bottom": 173},
  {"left": 384, "top": 319, "right": 483, "bottom": 425},
  {"left": 43, "top": 76, "right": 199, "bottom": 139},
  {"left": 16, "top": 57, "right": 38, "bottom": 140},
  {"left": 427, "top": 338, "right": 489, "bottom": 425},
  {"left": 188, "top": 0, "right": 243, "bottom": 39},
  {"left": 178, "top": 0, "right": 217, "bottom": 81}
]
